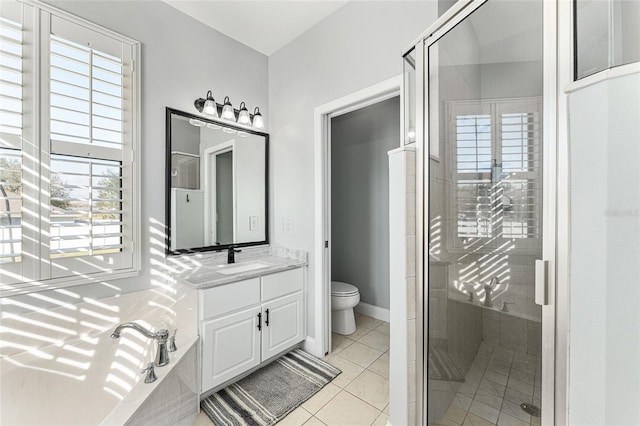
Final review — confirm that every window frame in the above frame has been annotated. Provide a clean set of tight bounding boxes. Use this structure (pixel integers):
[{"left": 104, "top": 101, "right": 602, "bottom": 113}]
[
  {"left": 445, "top": 97, "right": 543, "bottom": 256},
  {"left": 0, "top": 0, "right": 141, "bottom": 297}
]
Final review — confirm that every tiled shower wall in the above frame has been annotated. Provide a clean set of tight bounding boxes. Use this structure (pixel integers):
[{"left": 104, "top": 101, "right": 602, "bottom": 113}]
[{"left": 388, "top": 146, "right": 417, "bottom": 426}]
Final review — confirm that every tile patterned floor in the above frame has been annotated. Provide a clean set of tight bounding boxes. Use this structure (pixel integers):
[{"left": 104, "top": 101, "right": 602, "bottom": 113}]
[
  {"left": 193, "top": 314, "right": 390, "bottom": 426},
  {"left": 430, "top": 342, "right": 542, "bottom": 426}
]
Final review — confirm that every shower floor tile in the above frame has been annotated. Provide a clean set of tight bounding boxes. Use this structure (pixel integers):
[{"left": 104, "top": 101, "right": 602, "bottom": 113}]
[{"left": 433, "top": 343, "right": 541, "bottom": 426}]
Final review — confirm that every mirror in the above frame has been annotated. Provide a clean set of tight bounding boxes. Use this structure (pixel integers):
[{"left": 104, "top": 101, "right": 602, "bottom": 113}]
[{"left": 165, "top": 108, "right": 268, "bottom": 254}]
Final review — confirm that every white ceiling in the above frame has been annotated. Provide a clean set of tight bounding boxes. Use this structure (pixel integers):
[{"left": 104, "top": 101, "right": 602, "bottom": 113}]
[{"left": 163, "top": 1, "right": 349, "bottom": 56}]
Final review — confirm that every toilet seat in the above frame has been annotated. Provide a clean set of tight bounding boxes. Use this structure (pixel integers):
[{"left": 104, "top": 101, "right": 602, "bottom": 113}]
[{"left": 331, "top": 281, "right": 359, "bottom": 297}]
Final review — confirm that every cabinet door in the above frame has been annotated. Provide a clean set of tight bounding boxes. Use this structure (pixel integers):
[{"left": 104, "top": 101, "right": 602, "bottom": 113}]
[
  {"left": 261, "top": 292, "right": 304, "bottom": 361},
  {"left": 201, "top": 306, "right": 261, "bottom": 393}
]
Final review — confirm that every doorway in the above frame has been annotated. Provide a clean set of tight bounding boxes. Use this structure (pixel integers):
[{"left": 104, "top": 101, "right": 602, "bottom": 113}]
[
  {"left": 329, "top": 95, "right": 399, "bottom": 335},
  {"left": 313, "top": 76, "right": 401, "bottom": 358}
]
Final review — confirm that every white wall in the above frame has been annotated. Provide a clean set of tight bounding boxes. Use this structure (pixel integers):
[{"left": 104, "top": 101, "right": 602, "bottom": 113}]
[
  {"left": 2, "top": 0, "right": 268, "bottom": 312},
  {"left": 268, "top": 0, "right": 438, "bottom": 338},
  {"left": 568, "top": 71, "right": 640, "bottom": 426}
]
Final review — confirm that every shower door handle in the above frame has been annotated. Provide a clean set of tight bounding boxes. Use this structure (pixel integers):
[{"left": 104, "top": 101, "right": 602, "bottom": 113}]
[{"left": 535, "top": 259, "right": 549, "bottom": 306}]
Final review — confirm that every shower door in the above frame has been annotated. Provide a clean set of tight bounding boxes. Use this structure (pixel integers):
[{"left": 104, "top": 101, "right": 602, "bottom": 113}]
[{"left": 410, "top": 0, "right": 552, "bottom": 424}]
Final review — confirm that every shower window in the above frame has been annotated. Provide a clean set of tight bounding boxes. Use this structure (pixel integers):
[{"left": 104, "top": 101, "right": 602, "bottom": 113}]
[
  {"left": 575, "top": 0, "right": 640, "bottom": 79},
  {"left": 447, "top": 97, "right": 542, "bottom": 253},
  {"left": 404, "top": 49, "right": 417, "bottom": 145}
]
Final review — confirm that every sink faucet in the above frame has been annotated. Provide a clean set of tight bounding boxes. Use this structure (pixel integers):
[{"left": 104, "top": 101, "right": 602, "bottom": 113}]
[
  {"left": 227, "top": 247, "right": 241, "bottom": 264},
  {"left": 111, "top": 322, "right": 170, "bottom": 366},
  {"left": 483, "top": 277, "right": 500, "bottom": 308}
]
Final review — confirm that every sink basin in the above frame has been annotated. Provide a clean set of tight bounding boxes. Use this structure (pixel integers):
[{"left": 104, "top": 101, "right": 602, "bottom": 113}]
[{"left": 216, "top": 261, "right": 274, "bottom": 275}]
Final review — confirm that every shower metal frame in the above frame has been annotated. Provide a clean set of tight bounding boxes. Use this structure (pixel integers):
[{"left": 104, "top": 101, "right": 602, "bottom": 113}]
[{"left": 401, "top": 0, "right": 571, "bottom": 424}]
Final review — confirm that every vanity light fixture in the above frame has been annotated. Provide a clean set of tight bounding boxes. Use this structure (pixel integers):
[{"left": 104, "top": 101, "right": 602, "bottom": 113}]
[
  {"left": 252, "top": 107, "right": 264, "bottom": 130},
  {"left": 194, "top": 90, "right": 218, "bottom": 117},
  {"left": 237, "top": 102, "right": 251, "bottom": 125},
  {"left": 221, "top": 96, "right": 235, "bottom": 121},
  {"left": 193, "top": 90, "right": 265, "bottom": 130}
]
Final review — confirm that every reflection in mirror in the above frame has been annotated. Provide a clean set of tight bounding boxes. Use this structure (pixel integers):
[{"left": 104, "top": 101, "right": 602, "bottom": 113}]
[{"left": 166, "top": 108, "right": 268, "bottom": 254}]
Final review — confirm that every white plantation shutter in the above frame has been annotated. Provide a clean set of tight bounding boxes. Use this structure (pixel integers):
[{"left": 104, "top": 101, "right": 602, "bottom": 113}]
[
  {"left": 0, "top": 17, "right": 22, "bottom": 140},
  {"left": 454, "top": 109, "right": 493, "bottom": 238},
  {"left": 49, "top": 34, "right": 124, "bottom": 153},
  {"left": 0, "top": 1, "right": 139, "bottom": 294},
  {"left": 47, "top": 16, "right": 134, "bottom": 278},
  {"left": 448, "top": 98, "right": 542, "bottom": 253},
  {"left": 498, "top": 103, "right": 542, "bottom": 240},
  {"left": 0, "top": 12, "right": 24, "bottom": 283}
]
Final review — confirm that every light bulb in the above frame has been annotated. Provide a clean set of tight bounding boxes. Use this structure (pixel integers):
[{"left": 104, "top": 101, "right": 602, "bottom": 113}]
[
  {"left": 252, "top": 107, "right": 264, "bottom": 129},
  {"left": 198, "top": 90, "right": 218, "bottom": 117},
  {"left": 203, "top": 99, "right": 217, "bottom": 116},
  {"left": 221, "top": 96, "right": 235, "bottom": 121},
  {"left": 237, "top": 102, "right": 251, "bottom": 125}
]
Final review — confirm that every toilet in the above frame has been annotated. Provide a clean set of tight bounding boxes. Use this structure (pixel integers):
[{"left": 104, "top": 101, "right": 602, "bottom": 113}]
[{"left": 331, "top": 281, "right": 360, "bottom": 335}]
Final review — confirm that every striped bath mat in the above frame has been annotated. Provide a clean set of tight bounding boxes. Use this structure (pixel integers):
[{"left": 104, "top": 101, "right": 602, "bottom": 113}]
[{"left": 201, "top": 349, "right": 341, "bottom": 425}]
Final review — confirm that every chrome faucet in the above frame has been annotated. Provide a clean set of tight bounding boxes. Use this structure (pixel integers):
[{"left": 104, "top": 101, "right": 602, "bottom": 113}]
[
  {"left": 111, "top": 322, "right": 170, "bottom": 367},
  {"left": 483, "top": 277, "right": 500, "bottom": 308}
]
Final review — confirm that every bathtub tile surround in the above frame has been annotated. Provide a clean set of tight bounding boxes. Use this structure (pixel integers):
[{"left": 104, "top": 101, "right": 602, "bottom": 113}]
[
  {"left": 119, "top": 343, "right": 199, "bottom": 426},
  {"left": 0, "top": 286, "right": 199, "bottom": 425}
]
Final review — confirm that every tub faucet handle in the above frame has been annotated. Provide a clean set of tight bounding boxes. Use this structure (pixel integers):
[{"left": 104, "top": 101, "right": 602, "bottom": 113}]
[
  {"left": 501, "top": 301, "right": 514, "bottom": 312},
  {"left": 168, "top": 329, "right": 178, "bottom": 352},
  {"left": 141, "top": 362, "right": 157, "bottom": 383}
]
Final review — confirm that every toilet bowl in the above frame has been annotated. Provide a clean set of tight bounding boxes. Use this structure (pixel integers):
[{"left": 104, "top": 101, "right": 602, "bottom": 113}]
[{"left": 331, "top": 281, "right": 360, "bottom": 335}]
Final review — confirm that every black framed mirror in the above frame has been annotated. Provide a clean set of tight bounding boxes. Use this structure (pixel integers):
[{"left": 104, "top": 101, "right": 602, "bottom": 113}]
[{"left": 165, "top": 108, "right": 269, "bottom": 255}]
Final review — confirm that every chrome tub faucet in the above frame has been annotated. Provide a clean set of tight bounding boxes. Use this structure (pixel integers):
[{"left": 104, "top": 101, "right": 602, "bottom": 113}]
[
  {"left": 483, "top": 277, "right": 500, "bottom": 308},
  {"left": 111, "top": 322, "right": 170, "bottom": 367}
]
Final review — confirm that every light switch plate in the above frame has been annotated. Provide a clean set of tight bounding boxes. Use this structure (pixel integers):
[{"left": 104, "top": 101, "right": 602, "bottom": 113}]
[
  {"left": 283, "top": 218, "right": 293, "bottom": 234},
  {"left": 249, "top": 216, "right": 258, "bottom": 231}
]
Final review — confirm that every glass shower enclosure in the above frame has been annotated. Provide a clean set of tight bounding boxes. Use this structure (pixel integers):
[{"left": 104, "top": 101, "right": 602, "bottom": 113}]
[{"left": 404, "top": 0, "right": 548, "bottom": 424}]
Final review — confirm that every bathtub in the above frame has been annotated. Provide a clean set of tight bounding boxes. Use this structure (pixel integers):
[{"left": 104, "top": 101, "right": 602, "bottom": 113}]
[{"left": 0, "top": 286, "right": 199, "bottom": 425}]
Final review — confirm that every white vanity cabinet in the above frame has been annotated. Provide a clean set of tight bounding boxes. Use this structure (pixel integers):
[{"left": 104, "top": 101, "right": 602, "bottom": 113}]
[{"left": 199, "top": 267, "right": 305, "bottom": 394}]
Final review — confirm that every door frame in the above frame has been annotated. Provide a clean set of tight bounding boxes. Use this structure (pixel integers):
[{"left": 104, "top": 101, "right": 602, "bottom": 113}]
[
  {"left": 401, "top": 0, "right": 564, "bottom": 424},
  {"left": 311, "top": 75, "right": 402, "bottom": 357},
  {"left": 203, "top": 141, "right": 235, "bottom": 246}
]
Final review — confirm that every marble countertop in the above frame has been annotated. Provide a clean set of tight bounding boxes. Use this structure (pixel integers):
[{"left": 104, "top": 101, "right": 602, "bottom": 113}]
[{"left": 171, "top": 254, "right": 307, "bottom": 290}]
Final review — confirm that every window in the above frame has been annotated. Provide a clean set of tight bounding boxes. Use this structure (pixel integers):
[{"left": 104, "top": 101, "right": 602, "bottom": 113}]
[
  {"left": 0, "top": 1, "right": 140, "bottom": 294},
  {"left": 447, "top": 98, "right": 542, "bottom": 253},
  {"left": 575, "top": 0, "right": 640, "bottom": 80}
]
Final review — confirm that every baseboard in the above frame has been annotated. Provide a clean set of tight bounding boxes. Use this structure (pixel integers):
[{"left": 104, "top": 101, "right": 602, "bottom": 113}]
[{"left": 355, "top": 302, "right": 390, "bottom": 322}]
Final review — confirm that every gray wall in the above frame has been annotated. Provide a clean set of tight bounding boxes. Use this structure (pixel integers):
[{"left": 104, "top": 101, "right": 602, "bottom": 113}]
[
  {"left": 331, "top": 97, "right": 400, "bottom": 310},
  {"left": 2, "top": 0, "right": 268, "bottom": 312},
  {"left": 269, "top": 1, "right": 438, "bottom": 337}
]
